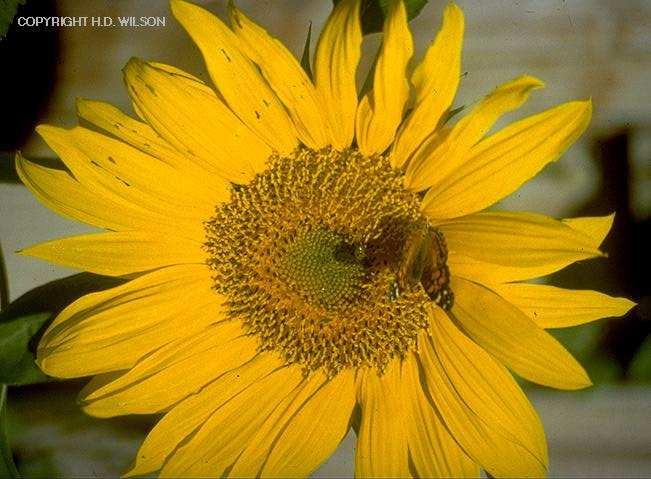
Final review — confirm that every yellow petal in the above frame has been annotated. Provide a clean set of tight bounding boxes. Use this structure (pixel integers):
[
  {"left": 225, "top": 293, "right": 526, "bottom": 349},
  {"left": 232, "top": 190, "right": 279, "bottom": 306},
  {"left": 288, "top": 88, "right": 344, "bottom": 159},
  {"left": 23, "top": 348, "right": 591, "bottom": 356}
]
[
  {"left": 314, "top": 0, "right": 362, "bottom": 149},
  {"left": 76, "top": 99, "right": 167, "bottom": 153},
  {"left": 401, "top": 356, "right": 479, "bottom": 478},
  {"left": 417, "top": 336, "right": 547, "bottom": 478},
  {"left": 229, "top": 370, "right": 356, "bottom": 478},
  {"left": 429, "top": 307, "right": 548, "bottom": 465},
  {"left": 440, "top": 211, "right": 604, "bottom": 268},
  {"left": 81, "top": 320, "right": 243, "bottom": 402},
  {"left": 227, "top": 374, "right": 326, "bottom": 477},
  {"left": 82, "top": 322, "right": 259, "bottom": 417},
  {"left": 260, "top": 370, "right": 356, "bottom": 478},
  {"left": 447, "top": 213, "right": 613, "bottom": 284},
  {"left": 228, "top": 5, "right": 329, "bottom": 150},
  {"left": 422, "top": 100, "right": 593, "bottom": 219},
  {"left": 124, "top": 353, "right": 285, "bottom": 477},
  {"left": 355, "top": 0, "right": 413, "bottom": 156},
  {"left": 36, "top": 124, "right": 221, "bottom": 239},
  {"left": 19, "top": 231, "right": 206, "bottom": 276},
  {"left": 562, "top": 213, "right": 614, "bottom": 247},
  {"left": 390, "top": 3, "right": 464, "bottom": 169},
  {"left": 123, "top": 58, "right": 271, "bottom": 183},
  {"left": 16, "top": 154, "right": 155, "bottom": 231},
  {"left": 489, "top": 283, "right": 635, "bottom": 328},
  {"left": 406, "top": 75, "right": 543, "bottom": 191},
  {"left": 37, "top": 124, "right": 213, "bottom": 211},
  {"left": 447, "top": 252, "right": 571, "bottom": 284},
  {"left": 75, "top": 98, "right": 227, "bottom": 186},
  {"left": 159, "top": 365, "right": 304, "bottom": 478},
  {"left": 452, "top": 276, "right": 592, "bottom": 389},
  {"left": 355, "top": 360, "right": 409, "bottom": 478},
  {"left": 37, "top": 265, "right": 219, "bottom": 378},
  {"left": 170, "top": 0, "right": 298, "bottom": 155}
]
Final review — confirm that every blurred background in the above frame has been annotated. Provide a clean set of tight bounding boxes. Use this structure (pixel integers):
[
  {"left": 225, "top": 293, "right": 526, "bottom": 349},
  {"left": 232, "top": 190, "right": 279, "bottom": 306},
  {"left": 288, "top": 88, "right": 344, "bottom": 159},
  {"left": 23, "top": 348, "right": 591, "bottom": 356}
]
[{"left": 0, "top": 0, "right": 649, "bottom": 477}]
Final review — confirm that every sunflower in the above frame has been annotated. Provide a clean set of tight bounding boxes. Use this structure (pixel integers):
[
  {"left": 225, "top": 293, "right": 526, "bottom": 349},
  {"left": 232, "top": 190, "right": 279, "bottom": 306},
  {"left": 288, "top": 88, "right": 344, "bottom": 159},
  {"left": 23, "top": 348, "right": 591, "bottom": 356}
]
[{"left": 17, "top": 0, "right": 634, "bottom": 477}]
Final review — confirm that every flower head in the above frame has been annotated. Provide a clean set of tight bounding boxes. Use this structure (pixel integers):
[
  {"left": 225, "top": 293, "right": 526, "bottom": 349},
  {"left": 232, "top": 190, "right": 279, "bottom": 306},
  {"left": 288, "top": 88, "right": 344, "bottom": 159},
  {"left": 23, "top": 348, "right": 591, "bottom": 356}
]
[{"left": 18, "top": 0, "right": 634, "bottom": 477}]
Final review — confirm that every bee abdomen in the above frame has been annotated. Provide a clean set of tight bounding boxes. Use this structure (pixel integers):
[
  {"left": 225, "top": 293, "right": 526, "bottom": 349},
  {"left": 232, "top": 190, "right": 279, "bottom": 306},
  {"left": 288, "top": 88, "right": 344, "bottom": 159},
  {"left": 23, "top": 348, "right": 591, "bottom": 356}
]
[{"left": 430, "top": 285, "right": 454, "bottom": 310}]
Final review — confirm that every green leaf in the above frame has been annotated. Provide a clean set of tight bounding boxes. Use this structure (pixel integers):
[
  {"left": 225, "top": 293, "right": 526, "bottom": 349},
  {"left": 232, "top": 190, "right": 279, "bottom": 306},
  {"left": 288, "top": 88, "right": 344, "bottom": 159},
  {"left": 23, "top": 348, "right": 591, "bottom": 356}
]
[
  {"left": 0, "top": 313, "right": 50, "bottom": 385},
  {"left": 333, "top": 0, "right": 429, "bottom": 34},
  {"left": 0, "top": 385, "right": 19, "bottom": 478},
  {"left": 0, "top": 0, "right": 25, "bottom": 40},
  {"left": 300, "top": 22, "right": 313, "bottom": 79}
]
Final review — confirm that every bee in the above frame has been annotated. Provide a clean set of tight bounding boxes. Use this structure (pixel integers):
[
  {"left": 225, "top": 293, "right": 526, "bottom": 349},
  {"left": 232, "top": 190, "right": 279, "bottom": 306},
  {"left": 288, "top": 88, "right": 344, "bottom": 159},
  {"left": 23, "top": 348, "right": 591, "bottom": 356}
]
[{"left": 389, "top": 221, "right": 453, "bottom": 310}]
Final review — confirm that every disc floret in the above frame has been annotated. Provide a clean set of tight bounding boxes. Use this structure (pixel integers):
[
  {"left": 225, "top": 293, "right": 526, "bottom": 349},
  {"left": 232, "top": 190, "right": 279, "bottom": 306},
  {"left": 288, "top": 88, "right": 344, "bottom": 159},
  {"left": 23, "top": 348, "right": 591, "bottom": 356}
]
[{"left": 205, "top": 148, "right": 435, "bottom": 375}]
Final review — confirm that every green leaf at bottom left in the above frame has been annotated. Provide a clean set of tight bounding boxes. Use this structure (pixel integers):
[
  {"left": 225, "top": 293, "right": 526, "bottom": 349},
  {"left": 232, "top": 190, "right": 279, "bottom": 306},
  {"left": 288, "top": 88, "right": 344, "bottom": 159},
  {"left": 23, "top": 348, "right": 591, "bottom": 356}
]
[
  {"left": 0, "top": 313, "right": 50, "bottom": 385},
  {"left": 1, "top": 385, "right": 19, "bottom": 478}
]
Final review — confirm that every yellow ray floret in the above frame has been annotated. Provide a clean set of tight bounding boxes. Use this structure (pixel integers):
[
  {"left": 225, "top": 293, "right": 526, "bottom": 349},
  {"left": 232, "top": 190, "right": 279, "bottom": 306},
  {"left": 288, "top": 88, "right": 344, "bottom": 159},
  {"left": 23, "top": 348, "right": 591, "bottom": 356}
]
[
  {"left": 446, "top": 213, "right": 613, "bottom": 284},
  {"left": 75, "top": 98, "right": 230, "bottom": 188},
  {"left": 314, "top": 0, "right": 362, "bottom": 149},
  {"left": 228, "top": 4, "right": 330, "bottom": 150},
  {"left": 81, "top": 322, "right": 258, "bottom": 417},
  {"left": 418, "top": 329, "right": 547, "bottom": 478},
  {"left": 124, "top": 354, "right": 288, "bottom": 477},
  {"left": 170, "top": 0, "right": 298, "bottom": 155},
  {"left": 356, "top": 0, "right": 413, "bottom": 156},
  {"left": 258, "top": 369, "right": 356, "bottom": 477},
  {"left": 489, "top": 283, "right": 635, "bottom": 329},
  {"left": 37, "top": 265, "right": 220, "bottom": 377},
  {"left": 17, "top": 154, "right": 174, "bottom": 233},
  {"left": 391, "top": 2, "right": 464, "bottom": 168},
  {"left": 19, "top": 231, "right": 207, "bottom": 276},
  {"left": 422, "top": 100, "right": 592, "bottom": 219},
  {"left": 158, "top": 366, "right": 304, "bottom": 477},
  {"left": 355, "top": 361, "right": 410, "bottom": 478},
  {"left": 406, "top": 74, "right": 544, "bottom": 191},
  {"left": 122, "top": 58, "right": 271, "bottom": 182},
  {"left": 428, "top": 306, "right": 548, "bottom": 466},
  {"left": 401, "top": 355, "right": 479, "bottom": 477},
  {"left": 451, "top": 277, "right": 592, "bottom": 390}
]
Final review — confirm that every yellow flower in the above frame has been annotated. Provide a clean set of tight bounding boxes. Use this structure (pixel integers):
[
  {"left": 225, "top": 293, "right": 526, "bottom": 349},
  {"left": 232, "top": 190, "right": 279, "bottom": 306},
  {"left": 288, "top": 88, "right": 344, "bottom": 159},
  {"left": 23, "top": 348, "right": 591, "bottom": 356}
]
[{"left": 17, "top": 0, "right": 634, "bottom": 477}]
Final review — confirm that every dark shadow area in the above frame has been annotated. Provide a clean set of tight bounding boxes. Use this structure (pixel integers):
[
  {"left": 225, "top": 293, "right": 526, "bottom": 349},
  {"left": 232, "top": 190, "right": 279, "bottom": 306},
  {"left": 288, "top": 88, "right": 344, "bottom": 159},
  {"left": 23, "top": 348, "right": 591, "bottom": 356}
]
[
  {"left": 0, "top": 0, "right": 60, "bottom": 181},
  {"left": 548, "top": 128, "right": 650, "bottom": 380}
]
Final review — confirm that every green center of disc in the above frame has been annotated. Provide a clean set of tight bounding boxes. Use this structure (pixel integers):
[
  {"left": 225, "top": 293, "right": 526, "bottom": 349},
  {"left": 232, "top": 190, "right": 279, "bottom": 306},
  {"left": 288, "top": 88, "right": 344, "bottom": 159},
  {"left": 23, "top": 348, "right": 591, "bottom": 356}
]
[{"left": 280, "top": 228, "right": 366, "bottom": 309}]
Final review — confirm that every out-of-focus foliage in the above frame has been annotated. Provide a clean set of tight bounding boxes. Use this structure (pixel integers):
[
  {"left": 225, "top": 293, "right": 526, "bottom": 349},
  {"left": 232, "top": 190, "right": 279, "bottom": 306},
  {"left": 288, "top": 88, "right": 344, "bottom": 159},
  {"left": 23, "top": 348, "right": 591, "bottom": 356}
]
[
  {"left": 300, "top": 22, "right": 313, "bottom": 79},
  {"left": 0, "top": 273, "right": 125, "bottom": 325},
  {"left": 0, "top": 153, "right": 20, "bottom": 183},
  {"left": 0, "top": 0, "right": 25, "bottom": 39},
  {"left": 0, "top": 244, "right": 19, "bottom": 478},
  {"left": 1, "top": 386, "right": 19, "bottom": 478},
  {"left": 629, "top": 337, "right": 651, "bottom": 381},
  {"left": 333, "top": 0, "right": 428, "bottom": 34},
  {"left": 551, "top": 323, "right": 620, "bottom": 384}
]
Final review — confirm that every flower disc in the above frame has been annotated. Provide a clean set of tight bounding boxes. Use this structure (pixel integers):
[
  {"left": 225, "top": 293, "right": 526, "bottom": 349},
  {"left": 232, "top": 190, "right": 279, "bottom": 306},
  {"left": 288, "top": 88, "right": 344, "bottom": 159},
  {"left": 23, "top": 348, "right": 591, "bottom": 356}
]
[{"left": 205, "top": 148, "right": 433, "bottom": 374}]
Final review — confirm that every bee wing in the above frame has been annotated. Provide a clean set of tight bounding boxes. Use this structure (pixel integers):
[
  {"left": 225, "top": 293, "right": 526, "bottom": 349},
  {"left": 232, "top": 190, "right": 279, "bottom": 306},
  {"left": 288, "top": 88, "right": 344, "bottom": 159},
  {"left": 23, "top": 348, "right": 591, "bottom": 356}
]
[{"left": 397, "top": 225, "right": 427, "bottom": 287}]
